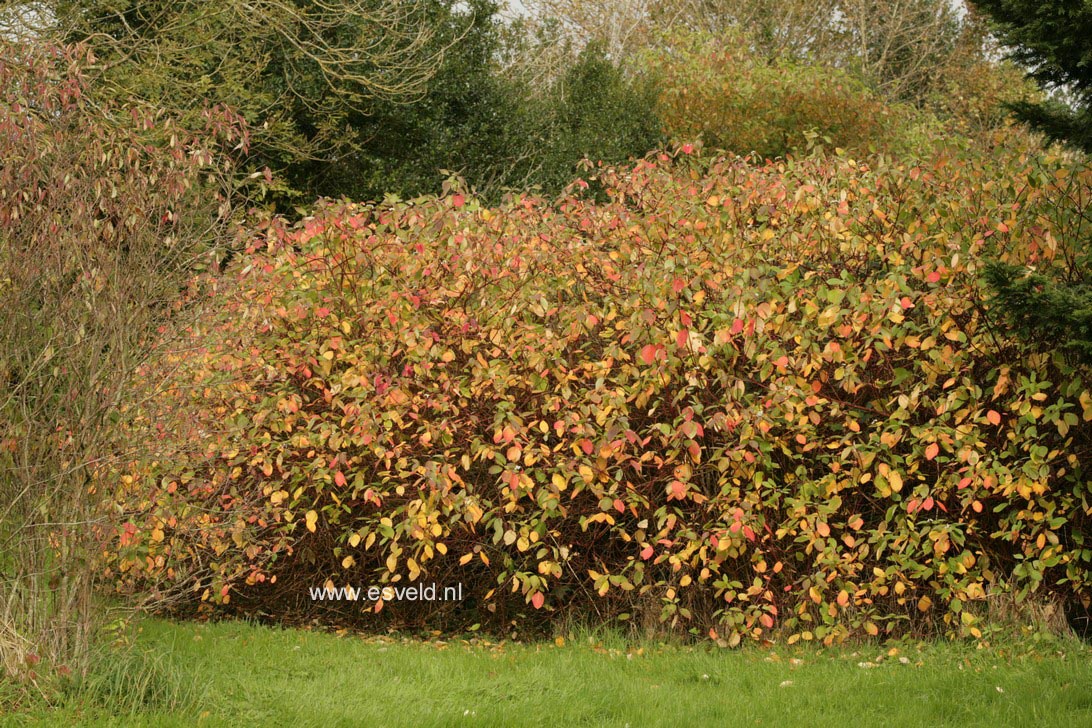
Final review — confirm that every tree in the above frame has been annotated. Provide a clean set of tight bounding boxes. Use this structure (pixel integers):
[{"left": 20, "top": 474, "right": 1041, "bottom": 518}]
[
  {"left": 310, "top": 3, "right": 664, "bottom": 203},
  {"left": 970, "top": 0, "right": 1092, "bottom": 153},
  {"left": 47, "top": 0, "right": 448, "bottom": 201}
]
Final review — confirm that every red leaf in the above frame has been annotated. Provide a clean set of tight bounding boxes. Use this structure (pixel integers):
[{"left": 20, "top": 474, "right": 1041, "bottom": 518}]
[
  {"left": 672, "top": 277, "right": 686, "bottom": 294},
  {"left": 531, "top": 592, "right": 545, "bottom": 609},
  {"left": 640, "top": 545, "right": 654, "bottom": 560},
  {"left": 334, "top": 471, "right": 347, "bottom": 487},
  {"left": 640, "top": 344, "right": 658, "bottom": 365},
  {"left": 451, "top": 193, "right": 465, "bottom": 208},
  {"left": 676, "top": 329, "right": 689, "bottom": 348},
  {"left": 743, "top": 525, "right": 756, "bottom": 542},
  {"left": 730, "top": 318, "right": 744, "bottom": 335}
]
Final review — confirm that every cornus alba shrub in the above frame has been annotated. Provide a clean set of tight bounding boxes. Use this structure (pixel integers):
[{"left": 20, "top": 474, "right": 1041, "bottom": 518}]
[{"left": 109, "top": 147, "right": 1092, "bottom": 643}]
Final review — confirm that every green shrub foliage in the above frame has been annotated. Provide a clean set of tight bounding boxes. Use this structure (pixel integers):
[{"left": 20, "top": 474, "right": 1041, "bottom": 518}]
[
  {"left": 109, "top": 144, "right": 1092, "bottom": 642},
  {"left": 318, "top": 28, "right": 664, "bottom": 203}
]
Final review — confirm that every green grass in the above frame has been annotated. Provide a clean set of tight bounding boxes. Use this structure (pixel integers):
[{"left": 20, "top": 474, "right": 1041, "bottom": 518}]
[{"left": 5, "top": 619, "right": 1092, "bottom": 727}]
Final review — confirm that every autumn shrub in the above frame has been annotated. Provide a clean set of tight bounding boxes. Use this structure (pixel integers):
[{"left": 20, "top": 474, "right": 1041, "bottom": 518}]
[
  {"left": 107, "top": 142, "right": 1092, "bottom": 644},
  {"left": 643, "top": 31, "right": 935, "bottom": 160}
]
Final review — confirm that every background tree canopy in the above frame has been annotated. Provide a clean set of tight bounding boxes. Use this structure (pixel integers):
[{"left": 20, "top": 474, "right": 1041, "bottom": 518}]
[{"left": 51, "top": 0, "right": 445, "bottom": 200}]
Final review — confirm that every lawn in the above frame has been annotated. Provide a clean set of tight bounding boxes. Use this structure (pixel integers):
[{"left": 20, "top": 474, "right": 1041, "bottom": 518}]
[{"left": 5, "top": 620, "right": 1091, "bottom": 727}]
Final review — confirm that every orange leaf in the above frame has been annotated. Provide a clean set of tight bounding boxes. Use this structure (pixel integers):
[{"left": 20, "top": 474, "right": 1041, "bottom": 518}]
[
  {"left": 531, "top": 592, "right": 545, "bottom": 609},
  {"left": 986, "top": 410, "right": 1002, "bottom": 426},
  {"left": 925, "top": 443, "right": 939, "bottom": 461},
  {"left": 669, "top": 480, "right": 687, "bottom": 500}
]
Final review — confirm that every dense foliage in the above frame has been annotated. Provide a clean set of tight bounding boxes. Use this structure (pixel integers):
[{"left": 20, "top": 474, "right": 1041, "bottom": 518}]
[
  {"left": 108, "top": 142, "right": 1092, "bottom": 642},
  {"left": 641, "top": 31, "right": 934, "bottom": 160},
  {"left": 317, "top": 29, "right": 663, "bottom": 203},
  {"left": 46, "top": 0, "right": 660, "bottom": 206},
  {"left": 51, "top": 0, "right": 441, "bottom": 202}
]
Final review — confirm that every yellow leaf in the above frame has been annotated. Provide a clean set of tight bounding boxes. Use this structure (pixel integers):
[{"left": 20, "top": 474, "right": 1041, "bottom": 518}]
[
  {"left": 888, "top": 470, "right": 903, "bottom": 493},
  {"left": 917, "top": 595, "right": 933, "bottom": 612},
  {"left": 1081, "top": 391, "right": 1092, "bottom": 421},
  {"left": 305, "top": 510, "right": 318, "bottom": 533},
  {"left": 348, "top": 533, "right": 361, "bottom": 547}
]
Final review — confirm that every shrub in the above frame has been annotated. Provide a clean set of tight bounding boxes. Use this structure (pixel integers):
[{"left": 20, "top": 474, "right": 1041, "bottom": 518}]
[
  {"left": 0, "top": 41, "right": 244, "bottom": 679},
  {"left": 643, "top": 31, "right": 933, "bottom": 160},
  {"left": 108, "top": 143, "right": 1092, "bottom": 643}
]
